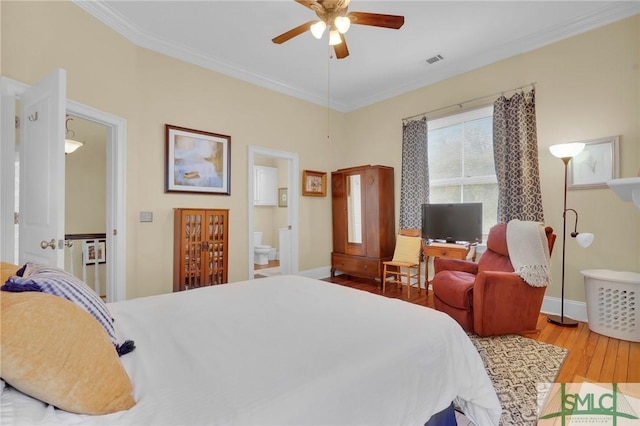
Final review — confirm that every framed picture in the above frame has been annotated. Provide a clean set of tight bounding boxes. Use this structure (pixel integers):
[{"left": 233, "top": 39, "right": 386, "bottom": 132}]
[
  {"left": 278, "top": 187, "right": 288, "bottom": 207},
  {"left": 165, "top": 124, "right": 231, "bottom": 195},
  {"left": 82, "top": 240, "right": 106, "bottom": 265},
  {"left": 302, "top": 170, "right": 327, "bottom": 196},
  {"left": 568, "top": 136, "right": 619, "bottom": 190}
]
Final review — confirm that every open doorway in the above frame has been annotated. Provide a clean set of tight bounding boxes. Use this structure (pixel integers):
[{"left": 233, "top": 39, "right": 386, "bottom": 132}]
[
  {"left": 247, "top": 146, "right": 299, "bottom": 279},
  {"left": 66, "top": 100, "right": 127, "bottom": 302},
  {"left": 252, "top": 155, "right": 286, "bottom": 277},
  {"left": 0, "top": 74, "right": 127, "bottom": 302},
  {"left": 63, "top": 114, "right": 108, "bottom": 298}
]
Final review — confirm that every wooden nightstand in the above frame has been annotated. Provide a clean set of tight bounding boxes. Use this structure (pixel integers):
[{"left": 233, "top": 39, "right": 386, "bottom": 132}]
[{"left": 422, "top": 243, "right": 475, "bottom": 289}]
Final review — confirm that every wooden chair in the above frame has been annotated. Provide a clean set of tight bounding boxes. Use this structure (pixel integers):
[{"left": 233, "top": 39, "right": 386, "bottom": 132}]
[{"left": 382, "top": 229, "right": 422, "bottom": 297}]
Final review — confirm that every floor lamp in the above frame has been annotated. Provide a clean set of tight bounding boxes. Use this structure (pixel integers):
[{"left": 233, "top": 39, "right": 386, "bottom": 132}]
[{"left": 548, "top": 143, "right": 595, "bottom": 327}]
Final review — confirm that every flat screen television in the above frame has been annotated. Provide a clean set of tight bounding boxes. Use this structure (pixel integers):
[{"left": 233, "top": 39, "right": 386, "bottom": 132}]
[{"left": 421, "top": 203, "right": 483, "bottom": 244}]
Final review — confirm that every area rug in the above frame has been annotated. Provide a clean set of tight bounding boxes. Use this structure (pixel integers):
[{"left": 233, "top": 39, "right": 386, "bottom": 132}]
[{"left": 467, "top": 333, "right": 568, "bottom": 426}]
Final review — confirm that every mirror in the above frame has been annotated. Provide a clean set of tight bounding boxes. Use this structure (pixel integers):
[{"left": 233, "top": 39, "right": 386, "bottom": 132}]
[{"left": 346, "top": 174, "right": 363, "bottom": 244}]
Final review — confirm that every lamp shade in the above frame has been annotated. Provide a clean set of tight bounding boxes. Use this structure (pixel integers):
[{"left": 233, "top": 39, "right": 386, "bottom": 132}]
[
  {"left": 310, "top": 21, "right": 326, "bottom": 39},
  {"left": 334, "top": 16, "right": 351, "bottom": 34},
  {"left": 549, "top": 143, "right": 585, "bottom": 159},
  {"left": 575, "top": 232, "right": 594, "bottom": 248},
  {"left": 65, "top": 139, "right": 83, "bottom": 154},
  {"left": 329, "top": 30, "right": 342, "bottom": 46}
]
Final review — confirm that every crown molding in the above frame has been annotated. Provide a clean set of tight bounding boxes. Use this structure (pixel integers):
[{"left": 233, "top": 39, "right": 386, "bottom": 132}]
[
  {"left": 72, "top": 1, "right": 349, "bottom": 110},
  {"left": 343, "top": 2, "right": 640, "bottom": 111},
  {"left": 73, "top": 1, "right": 639, "bottom": 113}
]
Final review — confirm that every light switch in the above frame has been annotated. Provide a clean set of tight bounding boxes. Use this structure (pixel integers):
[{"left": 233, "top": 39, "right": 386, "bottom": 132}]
[{"left": 140, "top": 211, "right": 153, "bottom": 222}]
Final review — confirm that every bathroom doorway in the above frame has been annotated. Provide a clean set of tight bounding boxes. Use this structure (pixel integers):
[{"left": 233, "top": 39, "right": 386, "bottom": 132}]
[
  {"left": 253, "top": 155, "right": 285, "bottom": 277},
  {"left": 247, "top": 146, "right": 299, "bottom": 279}
]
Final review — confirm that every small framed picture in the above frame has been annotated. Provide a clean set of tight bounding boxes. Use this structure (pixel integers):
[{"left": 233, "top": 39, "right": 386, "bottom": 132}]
[
  {"left": 302, "top": 170, "right": 327, "bottom": 197},
  {"left": 82, "top": 240, "right": 106, "bottom": 265},
  {"left": 165, "top": 124, "right": 231, "bottom": 195},
  {"left": 278, "top": 187, "right": 288, "bottom": 207},
  {"left": 568, "top": 136, "right": 620, "bottom": 190}
]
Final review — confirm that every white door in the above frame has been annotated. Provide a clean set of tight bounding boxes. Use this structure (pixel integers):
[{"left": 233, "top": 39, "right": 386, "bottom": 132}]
[
  {"left": 278, "top": 227, "right": 292, "bottom": 275},
  {"left": 18, "top": 69, "right": 66, "bottom": 267}
]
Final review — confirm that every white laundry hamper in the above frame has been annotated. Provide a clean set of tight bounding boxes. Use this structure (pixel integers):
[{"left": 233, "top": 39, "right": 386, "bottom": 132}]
[{"left": 581, "top": 269, "right": 640, "bottom": 342}]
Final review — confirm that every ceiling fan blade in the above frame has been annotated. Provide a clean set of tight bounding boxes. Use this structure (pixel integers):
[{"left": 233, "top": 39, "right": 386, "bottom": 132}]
[
  {"left": 347, "top": 11, "right": 404, "bottom": 29},
  {"left": 334, "top": 34, "right": 349, "bottom": 59},
  {"left": 272, "top": 21, "right": 316, "bottom": 44}
]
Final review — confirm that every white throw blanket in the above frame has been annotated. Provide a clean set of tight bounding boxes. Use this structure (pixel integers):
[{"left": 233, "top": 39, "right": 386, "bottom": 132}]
[{"left": 506, "top": 219, "right": 551, "bottom": 287}]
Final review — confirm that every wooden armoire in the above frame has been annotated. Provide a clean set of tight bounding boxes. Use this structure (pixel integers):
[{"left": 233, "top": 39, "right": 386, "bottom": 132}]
[
  {"left": 173, "top": 208, "right": 229, "bottom": 292},
  {"left": 330, "top": 165, "right": 396, "bottom": 283}
]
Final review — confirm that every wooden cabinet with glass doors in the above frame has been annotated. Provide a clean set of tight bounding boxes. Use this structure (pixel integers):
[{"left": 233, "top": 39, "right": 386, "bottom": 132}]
[
  {"left": 330, "top": 165, "right": 395, "bottom": 283},
  {"left": 173, "top": 208, "right": 229, "bottom": 292}
]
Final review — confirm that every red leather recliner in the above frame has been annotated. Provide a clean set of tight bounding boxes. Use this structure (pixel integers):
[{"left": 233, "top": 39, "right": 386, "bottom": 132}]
[{"left": 431, "top": 223, "right": 556, "bottom": 337}]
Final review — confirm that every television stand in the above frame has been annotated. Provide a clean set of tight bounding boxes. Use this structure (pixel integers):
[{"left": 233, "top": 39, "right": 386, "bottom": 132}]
[{"left": 422, "top": 243, "right": 475, "bottom": 291}]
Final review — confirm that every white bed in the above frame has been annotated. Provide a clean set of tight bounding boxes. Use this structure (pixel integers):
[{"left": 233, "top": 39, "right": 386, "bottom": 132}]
[{"left": 1, "top": 275, "right": 501, "bottom": 425}]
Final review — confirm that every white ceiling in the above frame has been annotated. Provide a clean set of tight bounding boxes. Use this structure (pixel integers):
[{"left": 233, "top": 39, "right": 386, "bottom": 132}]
[{"left": 74, "top": 1, "right": 639, "bottom": 112}]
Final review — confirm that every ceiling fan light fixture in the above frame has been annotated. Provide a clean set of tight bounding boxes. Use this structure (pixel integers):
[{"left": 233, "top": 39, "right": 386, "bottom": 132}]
[
  {"left": 334, "top": 16, "right": 350, "bottom": 34},
  {"left": 310, "top": 20, "right": 326, "bottom": 39},
  {"left": 272, "top": 1, "right": 404, "bottom": 59},
  {"left": 329, "top": 30, "right": 342, "bottom": 46}
]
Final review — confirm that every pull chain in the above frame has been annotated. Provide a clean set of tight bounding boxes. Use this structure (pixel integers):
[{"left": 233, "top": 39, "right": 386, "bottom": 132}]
[{"left": 327, "top": 45, "right": 331, "bottom": 139}]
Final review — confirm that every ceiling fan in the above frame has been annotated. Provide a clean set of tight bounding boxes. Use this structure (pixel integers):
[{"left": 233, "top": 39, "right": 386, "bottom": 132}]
[{"left": 272, "top": 0, "right": 404, "bottom": 59}]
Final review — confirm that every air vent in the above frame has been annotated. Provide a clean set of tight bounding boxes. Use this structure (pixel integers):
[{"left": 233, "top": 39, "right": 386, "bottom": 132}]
[{"left": 426, "top": 54, "right": 444, "bottom": 64}]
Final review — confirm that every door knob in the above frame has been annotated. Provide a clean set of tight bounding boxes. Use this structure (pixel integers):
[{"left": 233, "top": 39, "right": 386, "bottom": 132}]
[{"left": 40, "top": 239, "right": 57, "bottom": 250}]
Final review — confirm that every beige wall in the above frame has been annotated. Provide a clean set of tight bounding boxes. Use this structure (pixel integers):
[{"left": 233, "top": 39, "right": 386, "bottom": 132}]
[
  {"left": 2, "top": 2, "right": 638, "bottom": 305},
  {"left": 345, "top": 15, "right": 640, "bottom": 303},
  {"left": 2, "top": 1, "right": 339, "bottom": 298},
  {"left": 65, "top": 117, "right": 107, "bottom": 235}
]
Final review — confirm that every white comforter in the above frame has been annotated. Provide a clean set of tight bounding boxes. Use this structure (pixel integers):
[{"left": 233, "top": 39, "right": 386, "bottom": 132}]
[{"left": 1, "top": 275, "right": 501, "bottom": 425}]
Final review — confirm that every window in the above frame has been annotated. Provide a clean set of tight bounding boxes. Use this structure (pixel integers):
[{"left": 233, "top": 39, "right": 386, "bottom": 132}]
[{"left": 428, "top": 106, "right": 497, "bottom": 239}]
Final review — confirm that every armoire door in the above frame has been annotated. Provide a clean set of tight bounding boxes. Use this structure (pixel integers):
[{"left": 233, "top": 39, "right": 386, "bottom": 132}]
[{"left": 344, "top": 171, "right": 366, "bottom": 257}]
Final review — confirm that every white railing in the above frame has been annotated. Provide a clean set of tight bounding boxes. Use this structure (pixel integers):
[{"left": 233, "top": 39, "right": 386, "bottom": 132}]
[{"left": 65, "top": 233, "right": 106, "bottom": 296}]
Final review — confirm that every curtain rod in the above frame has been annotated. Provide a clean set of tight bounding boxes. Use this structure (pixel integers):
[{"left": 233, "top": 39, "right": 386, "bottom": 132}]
[{"left": 402, "top": 82, "right": 536, "bottom": 123}]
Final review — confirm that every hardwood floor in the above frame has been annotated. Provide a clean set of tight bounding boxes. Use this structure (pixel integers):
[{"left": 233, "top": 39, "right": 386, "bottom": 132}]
[
  {"left": 254, "top": 259, "right": 280, "bottom": 270},
  {"left": 322, "top": 275, "right": 640, "bottom": 384}
]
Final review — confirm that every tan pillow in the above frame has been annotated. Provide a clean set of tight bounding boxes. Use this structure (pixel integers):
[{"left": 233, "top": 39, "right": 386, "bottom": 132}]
[
  {"left": 392, "top": 234, "right": 421, "bottom": 263},
  {"left": 0, "top": 291, "right": 135, "bottom": 414},
  {"left": 0, "top": 262, "right": 20, "bottom": 284}
]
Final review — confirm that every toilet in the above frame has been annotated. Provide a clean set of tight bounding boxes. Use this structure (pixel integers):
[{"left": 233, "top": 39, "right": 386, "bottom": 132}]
[{"left": 253, "top": 231, "right": 271, "bottom": 266}]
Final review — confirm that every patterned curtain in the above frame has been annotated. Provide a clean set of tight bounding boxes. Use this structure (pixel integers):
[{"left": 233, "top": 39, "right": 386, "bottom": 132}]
[
  {"left": 493, "top": 89, "right": 544, "bottom": 223},
  {"left": 399, "top": 117, "right": 429, "bottom": 229}
]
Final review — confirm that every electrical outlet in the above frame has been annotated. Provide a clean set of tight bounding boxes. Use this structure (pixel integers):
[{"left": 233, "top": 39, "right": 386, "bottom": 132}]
[{"left": 140, "top": 211, "right": 153, "bottom": 223}]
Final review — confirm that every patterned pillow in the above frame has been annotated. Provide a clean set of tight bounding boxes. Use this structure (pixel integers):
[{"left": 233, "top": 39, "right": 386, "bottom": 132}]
[{"left": 1, "top": 262, "right": 134, "bottom": 356}]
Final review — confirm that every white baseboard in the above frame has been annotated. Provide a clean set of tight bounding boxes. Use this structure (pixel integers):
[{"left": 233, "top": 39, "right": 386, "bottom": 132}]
[
  {"left": 541, "top": 296, "right": 588, "bottom": 323},
  {"left": 299, "top": 266, "right": 333, "bottom": 280}
]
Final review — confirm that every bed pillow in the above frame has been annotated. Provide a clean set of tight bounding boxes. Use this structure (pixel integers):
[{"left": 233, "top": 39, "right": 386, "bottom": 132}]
[
  {"left": 0, "top": 262, "right": 20, "bottom": 284},
  {"left": 1, "top": 262, "right": 134, "bottom": 356},
  {"left": 0, "top": 291, "right": 136, "bottom": 414}
]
